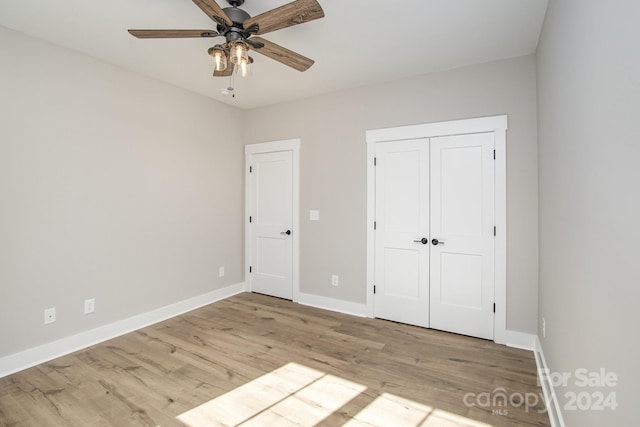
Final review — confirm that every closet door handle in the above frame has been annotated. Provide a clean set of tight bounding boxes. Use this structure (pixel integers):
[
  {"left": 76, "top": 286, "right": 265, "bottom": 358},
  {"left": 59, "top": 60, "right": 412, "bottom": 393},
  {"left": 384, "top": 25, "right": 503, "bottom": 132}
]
[
  {"left": 280, "top": 230, "right": 292, "bottom": 236},
  {"left": 413, "top": 238, "right": 429, "bottom": 245},
  {"left": 431, "top": 238, "right": 445, "bottom": 246}
]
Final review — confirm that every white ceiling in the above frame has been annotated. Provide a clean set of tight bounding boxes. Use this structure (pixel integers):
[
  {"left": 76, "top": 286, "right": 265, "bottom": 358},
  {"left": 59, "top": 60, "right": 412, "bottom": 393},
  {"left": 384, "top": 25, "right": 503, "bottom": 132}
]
[{"left": 0, "top": 0, "right": 548, "bottom": 110}]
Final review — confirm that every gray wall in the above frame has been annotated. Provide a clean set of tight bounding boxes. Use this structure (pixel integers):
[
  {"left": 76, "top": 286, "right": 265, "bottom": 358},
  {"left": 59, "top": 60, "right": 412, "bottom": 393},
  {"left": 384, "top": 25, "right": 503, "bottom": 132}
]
[
  {"left": 537, "top": 1, "right": 638, "bottom": 425},
  {"left": 0, "top": 26, "right": 246, "bottom": 357},
  {"left": 244, "top": 55, "right": 540, "bottom": 334},
  {"left": 0, "top": 25, "right": 541, "bottom": 360}
]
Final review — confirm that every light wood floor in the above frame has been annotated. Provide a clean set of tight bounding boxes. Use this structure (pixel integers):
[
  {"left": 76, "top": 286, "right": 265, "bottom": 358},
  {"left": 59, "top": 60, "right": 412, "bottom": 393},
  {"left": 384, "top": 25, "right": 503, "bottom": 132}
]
[{"left": 0, "top": 293, "right": 549, "bottom": 426}]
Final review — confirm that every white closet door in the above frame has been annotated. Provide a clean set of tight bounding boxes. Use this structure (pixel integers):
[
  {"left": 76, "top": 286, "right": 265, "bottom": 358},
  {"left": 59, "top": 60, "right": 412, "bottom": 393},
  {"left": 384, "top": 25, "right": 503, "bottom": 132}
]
[
  {"left": 429, "top": 133, "right": 495, "bottom": 339},
  {"left": 374, "top": 139, "right": 430, "bottom": 327}
]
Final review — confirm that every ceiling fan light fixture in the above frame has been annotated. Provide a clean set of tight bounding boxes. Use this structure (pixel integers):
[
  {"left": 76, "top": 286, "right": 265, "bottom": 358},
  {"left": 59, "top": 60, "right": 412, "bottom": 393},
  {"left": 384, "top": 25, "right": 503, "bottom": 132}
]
[
  {"left": 129, "top": 0, "right": 326, "bottom": 86},
  {"left": 237, "top": 56, "right": 253, "bottom": 78},
  {"left": 229, "top": 40, "right": 248, "bottom": 65},
  {"left": 208, "top": 45, "right": 227, "bottom": 72}
]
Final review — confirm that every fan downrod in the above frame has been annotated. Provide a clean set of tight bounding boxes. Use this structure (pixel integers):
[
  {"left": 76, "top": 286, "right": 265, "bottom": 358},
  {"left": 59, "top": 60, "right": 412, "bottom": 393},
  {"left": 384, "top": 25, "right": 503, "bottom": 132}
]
[{"left": 226, "top": 0, "right": 245, "bottom": 7}]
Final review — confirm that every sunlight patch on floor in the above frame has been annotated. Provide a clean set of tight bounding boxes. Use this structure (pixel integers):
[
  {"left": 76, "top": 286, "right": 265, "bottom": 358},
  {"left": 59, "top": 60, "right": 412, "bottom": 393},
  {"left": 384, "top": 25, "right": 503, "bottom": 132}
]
[
  {"left": 177, "top": 362, "right": 365, "bottom": 426},
  {"left": 177, "top": 362, "right": 493, "bottom": 427},
  {"left": 344, "top": 393, "right": 492, "bottom": 427},
  {"left": 343, "top": 392, "right": 434, "bottom": 426}
]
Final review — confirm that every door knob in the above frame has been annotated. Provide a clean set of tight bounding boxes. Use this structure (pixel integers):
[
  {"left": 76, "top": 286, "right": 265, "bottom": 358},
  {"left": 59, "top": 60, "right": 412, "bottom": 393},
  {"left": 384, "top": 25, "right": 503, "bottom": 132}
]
[
  {"left": 431, "top": 238, "right": 445, "bottom": 246},
  {"left": 413, "top": 238, "right": 429, "bottom": 245},
  {"left": 280, "top": 230, "right": 292, "bottom": 235}
]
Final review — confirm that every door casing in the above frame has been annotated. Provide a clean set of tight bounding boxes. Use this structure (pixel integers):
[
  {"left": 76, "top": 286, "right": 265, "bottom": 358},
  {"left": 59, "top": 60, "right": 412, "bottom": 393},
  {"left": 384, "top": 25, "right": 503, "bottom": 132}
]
[
  {"left": 245, "top": 139, "right": 301, "bottom": 301},
  {"left": 366, "top": 116, "right": 508, "bottom": 344}
]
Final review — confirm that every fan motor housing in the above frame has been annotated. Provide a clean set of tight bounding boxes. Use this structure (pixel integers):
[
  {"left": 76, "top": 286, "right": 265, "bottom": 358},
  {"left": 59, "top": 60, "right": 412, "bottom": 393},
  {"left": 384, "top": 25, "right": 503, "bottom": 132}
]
[
  {"left": 220, "top": 6, "right": 252, "bottom": 42},
  {"left": 223, "top": 7, "right": 250, "bottom": 25}
]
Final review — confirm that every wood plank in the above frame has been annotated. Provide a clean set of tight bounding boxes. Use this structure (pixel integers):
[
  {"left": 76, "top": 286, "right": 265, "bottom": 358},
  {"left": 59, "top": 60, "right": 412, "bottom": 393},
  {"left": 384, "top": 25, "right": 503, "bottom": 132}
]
[
  {"left": 243, "top": 0, "right": 324, "bottom": 35},
  {"left": 127, "top": 29, "right": 217, "bottom": 39},
  {"left": 250, "top": 37, "right": 314, "bottom": 71}
]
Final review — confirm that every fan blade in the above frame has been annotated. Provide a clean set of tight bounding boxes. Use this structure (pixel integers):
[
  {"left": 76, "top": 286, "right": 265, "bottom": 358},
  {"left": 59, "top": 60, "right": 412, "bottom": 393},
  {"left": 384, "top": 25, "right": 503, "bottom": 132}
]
[
  {"left": 243, "top": 0, "right": 324, "bottom": 35},
  {"left": 193, "top": 0, "right": 232, "bottom": 26},
  {"left": 214, "top": 63, "right": 235, "bottom": 77},
  {"left": 128, "top": 29, "right": 219, "bottom": 39},
  {"left": 250, "top": 37, "right": 314, "bottom": 72}
]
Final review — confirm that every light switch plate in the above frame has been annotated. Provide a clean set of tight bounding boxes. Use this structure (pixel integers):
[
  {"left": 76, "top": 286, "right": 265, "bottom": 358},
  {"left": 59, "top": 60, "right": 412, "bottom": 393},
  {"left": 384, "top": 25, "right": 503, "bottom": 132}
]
[{"left": 309, "top": 210, "right": 320, "bottom": 221}]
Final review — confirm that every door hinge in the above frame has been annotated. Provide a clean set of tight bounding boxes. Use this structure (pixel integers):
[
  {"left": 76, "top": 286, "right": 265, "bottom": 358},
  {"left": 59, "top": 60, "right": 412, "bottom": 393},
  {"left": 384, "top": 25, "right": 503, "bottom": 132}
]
[
  {"left": 374, "top": 157, "right": 377, "bottom": 166},
  {"left": 249, "top": 266, "right": 252, "bottom": 273},
  {"left": 493, "top": 226, "right": 496, "bottom": 236},
  {"left": 493, "top": 303, "right": 496, "bottom": 313},
  {"left": 249, "top": 216, "right": 252, "bottom": 223},
  {"left": 493, "top": 150, "right": 496, "bottom": 160},
  {"left": 249, "top": 165, "right": 253, "bottom": 173},
  {"left": 373, "top": 285, "right": 376, "bottom": 294},
  {"left": 374, "top": 221, "right": 377, "bottom": 230}
]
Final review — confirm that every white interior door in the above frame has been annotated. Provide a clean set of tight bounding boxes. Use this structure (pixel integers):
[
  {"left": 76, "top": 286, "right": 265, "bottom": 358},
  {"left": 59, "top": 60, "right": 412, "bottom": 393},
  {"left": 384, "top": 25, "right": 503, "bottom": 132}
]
[
  {"left": 374, "top": 139, "right": 430, "bottom": 327},
  {"left": 429, "top": 133, "right": 495, "bottom": 339},
  {"left": 249, "top": 150, "right": 293, "bottom": 299}
]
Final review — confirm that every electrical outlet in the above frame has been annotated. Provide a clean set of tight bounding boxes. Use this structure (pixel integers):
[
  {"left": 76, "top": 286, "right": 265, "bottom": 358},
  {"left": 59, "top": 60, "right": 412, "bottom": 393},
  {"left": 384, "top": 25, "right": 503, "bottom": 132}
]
[
  {"left": 84, "top": 298, "right": 95, "bottom": 314},
  {"left": 542, "top": 317, "right": 546, "bottom": 338},
  {"left": 219, "top": 266, "right": 225, "bottom": 277},
  {"left": 44, "top": 307, "right": 56, "bottom": 324},
  {"left": 331, "top": 275, "right": 339, "bottom": 287},
  {"left": 310, "top": 210, "right": 320, "bottom": 221}
]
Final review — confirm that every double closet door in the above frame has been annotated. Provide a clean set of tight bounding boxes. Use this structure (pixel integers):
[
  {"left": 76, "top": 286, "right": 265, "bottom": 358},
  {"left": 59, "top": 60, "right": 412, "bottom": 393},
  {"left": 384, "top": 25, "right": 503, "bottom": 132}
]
[{"left": 374, "top": 132, "right": 495, "bottom": 340}]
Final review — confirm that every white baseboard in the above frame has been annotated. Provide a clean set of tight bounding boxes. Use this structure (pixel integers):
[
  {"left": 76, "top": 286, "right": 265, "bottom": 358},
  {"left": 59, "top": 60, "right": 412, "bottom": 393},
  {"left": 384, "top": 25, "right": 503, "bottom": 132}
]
[
  {"left": 534, "top": 336, "right": 565, "bottom": 427},
  {"left": 294, "top": 295, "right": 540, "bottom": 354},
  {"left": 296, "top": 292, "right": 368, "bottom": 318},
  {"left": 504, "top": 330, "right": 537, "bottom": 351},
  {"left": 0, "top": 282, "right": 246, "bottom": 379}
]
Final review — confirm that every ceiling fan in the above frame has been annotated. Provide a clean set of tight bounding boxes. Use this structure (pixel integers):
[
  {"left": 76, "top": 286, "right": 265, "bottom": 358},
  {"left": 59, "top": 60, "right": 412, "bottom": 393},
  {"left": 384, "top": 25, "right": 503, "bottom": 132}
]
[{"left": 128, "top": 0, "right": 324, "bottom": 77}]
